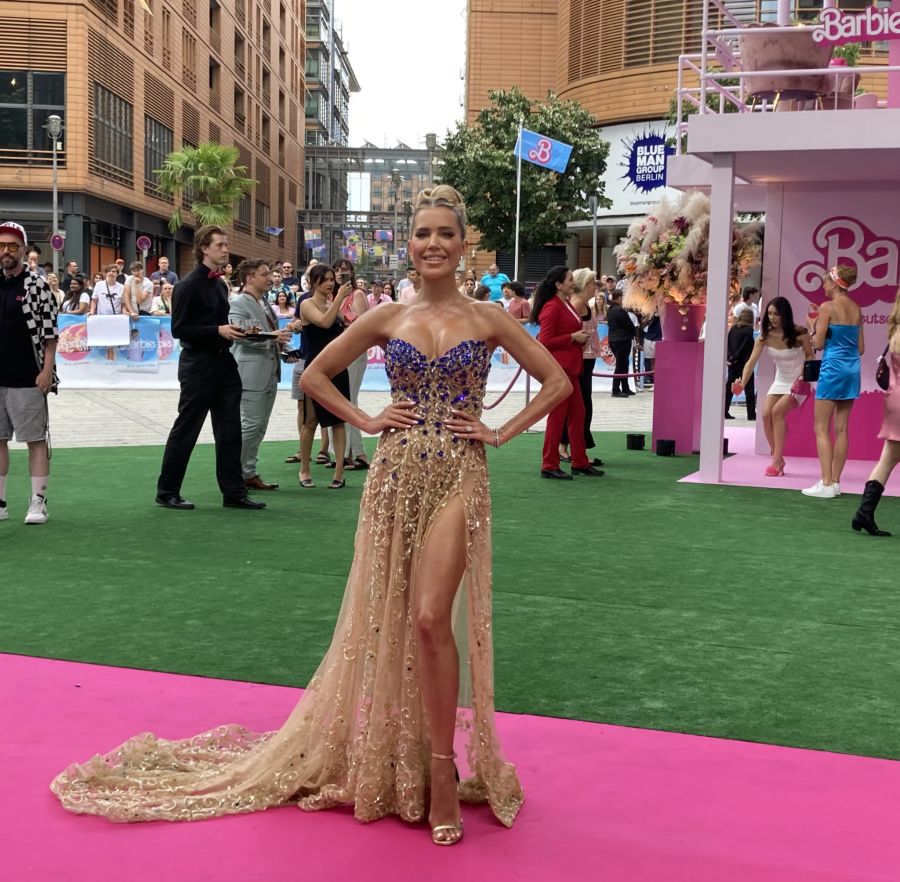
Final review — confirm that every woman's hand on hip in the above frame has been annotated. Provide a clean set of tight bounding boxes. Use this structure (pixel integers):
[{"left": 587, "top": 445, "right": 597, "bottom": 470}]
[
  {"left": 365, "top": 400, "right": 422, "bottom": 434},
  {"left": 447, "top": 409, "right": 491, "bottom": 443}
]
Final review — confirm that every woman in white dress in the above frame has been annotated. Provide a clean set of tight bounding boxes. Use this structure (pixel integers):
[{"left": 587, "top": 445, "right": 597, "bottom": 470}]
[{"left": 733, "top": 296, "right": 812, "bottom": 476}]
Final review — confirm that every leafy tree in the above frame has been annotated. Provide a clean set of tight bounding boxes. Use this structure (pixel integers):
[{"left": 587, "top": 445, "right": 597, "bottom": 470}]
[
  {"left": 154, "top": 143, "right": 255, "bottom": 233},
  {"left": 440, "top": 88, "right": 610, "bottom": 265}
]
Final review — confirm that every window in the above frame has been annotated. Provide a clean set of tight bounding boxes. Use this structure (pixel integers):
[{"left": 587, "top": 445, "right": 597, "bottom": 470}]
[
  {"left": 234, "top": 31, "right": 246, "bottom": 78},
  {"left": 235, "top": 193, "right": 251, "bottom": 232},
  {"left": 0, "top": 71, "right": 66, "bottom": 165},
  {"left": 305, "top": 51, "right": 320, "bottom": 80},
  {"left": 182, "top": 31, "right": 197, "bottom": 90},
  {"left": 305, "top": 91, "right": 319, "bottom": 120},
  {"left": 255, "top": 199, "right": 270, "bottom": 238},
  {"left": 234, "top": 85, "right": 246, "bottom": 132},
  {"left": 92, "top": 83, "right": 133, "bottom": 184},
  {"left": 144, "top": 116, "right": 173, "bottom": 198},
  {"left": 162, "top": 8, "right": 171, "bottom": 68},
  {"left": 209, "top": 57, "right": 221, "bottom": 110}
]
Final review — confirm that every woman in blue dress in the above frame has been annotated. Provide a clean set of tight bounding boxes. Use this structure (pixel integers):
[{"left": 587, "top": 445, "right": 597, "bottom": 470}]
[{"left": 802, "top": 265, "right": 864, "bottom": 498}]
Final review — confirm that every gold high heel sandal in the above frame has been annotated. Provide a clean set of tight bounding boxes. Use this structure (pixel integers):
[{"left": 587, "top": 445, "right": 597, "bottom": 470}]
[{"left": 430, "top": 752, "right": 463, "bottom": 846}]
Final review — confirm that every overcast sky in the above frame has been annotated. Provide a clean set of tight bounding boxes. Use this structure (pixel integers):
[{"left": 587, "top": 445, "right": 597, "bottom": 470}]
[{"left": 337, "top": 0, "right": 468, "bottom": 148}]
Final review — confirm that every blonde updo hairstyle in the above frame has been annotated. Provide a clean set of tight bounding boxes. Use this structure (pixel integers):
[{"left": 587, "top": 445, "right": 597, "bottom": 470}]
[
  {"left": 572, "top": 268, "right": 596, "bottom": 294},
  {"left": 823, "top": 263, "right": 857, "bottom": 295},
  {"left": 412, "top": 185, "right": 467, "bottom": 238}
]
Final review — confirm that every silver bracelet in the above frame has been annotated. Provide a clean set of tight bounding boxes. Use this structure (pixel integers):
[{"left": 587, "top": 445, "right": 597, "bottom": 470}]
[{"left": 492, "top": 428, "right": 502, "bottom": 449}]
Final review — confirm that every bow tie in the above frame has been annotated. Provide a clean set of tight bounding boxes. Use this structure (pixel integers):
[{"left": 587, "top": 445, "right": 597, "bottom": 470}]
[{"left": 208, "top": 270, "right": 224, "bottom": 279}]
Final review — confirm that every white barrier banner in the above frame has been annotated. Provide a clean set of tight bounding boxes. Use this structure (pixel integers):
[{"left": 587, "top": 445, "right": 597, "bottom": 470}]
[{"left": 57, "top": 316, "right": 619, "bottom": 393}]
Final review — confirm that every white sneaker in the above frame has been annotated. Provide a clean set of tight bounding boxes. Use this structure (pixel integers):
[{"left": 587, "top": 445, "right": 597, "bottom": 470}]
[
  {"left": 24, "top": 494, "right": 48, "bottom": 524},
  {"left": 833, "top": 482, "right": 841, "bottom": 496},
  {"left": 0, "top": 501, "right": 8, "bottom": 521},
  {"left": 801, "top": 481, "right": 837, "bottom": 499}
]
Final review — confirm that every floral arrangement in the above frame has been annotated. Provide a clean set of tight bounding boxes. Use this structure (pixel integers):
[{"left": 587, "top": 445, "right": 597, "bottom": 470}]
[{"left": 614, "top": 191, "right": 761, "bottom": 316}]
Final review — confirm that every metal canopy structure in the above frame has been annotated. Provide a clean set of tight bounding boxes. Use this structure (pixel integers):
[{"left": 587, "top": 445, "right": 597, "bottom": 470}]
[{"left": 302, "top": 140, "right": 441, "bottom": 273}]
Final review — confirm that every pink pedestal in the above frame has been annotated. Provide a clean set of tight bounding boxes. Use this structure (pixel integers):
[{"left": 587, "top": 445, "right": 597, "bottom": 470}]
[
  {"left": 653, "top": 342, "right": 704, "bottom": 454},
  {"left": 783, "top": 390, "right": 887, "bottom": 459},
  {"left": 661, "top": 302, "right": 706, "bottom": 343}
]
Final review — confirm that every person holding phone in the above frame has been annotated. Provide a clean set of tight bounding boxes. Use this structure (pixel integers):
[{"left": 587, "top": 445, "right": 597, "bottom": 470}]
[
  {"left": 332, "top": 259, "right": 371, "bottom": 470},
  {"left": 296, "top": 264, "right": 353, "bottom": 489}
]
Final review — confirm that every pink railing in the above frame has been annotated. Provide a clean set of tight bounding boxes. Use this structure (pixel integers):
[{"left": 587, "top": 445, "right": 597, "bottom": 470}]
[{"left": 674, "top": 0, "right": 900, "bottom": 155}]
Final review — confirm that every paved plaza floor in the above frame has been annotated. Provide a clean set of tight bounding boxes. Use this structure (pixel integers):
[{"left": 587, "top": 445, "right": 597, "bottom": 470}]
[{"left": 21, "top": 387, "right": 684, "bottom": 450}]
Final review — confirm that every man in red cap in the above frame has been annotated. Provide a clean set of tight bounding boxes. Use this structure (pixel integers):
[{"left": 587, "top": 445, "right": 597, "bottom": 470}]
[{"left": 0, "top": 221, "right": 59, "bottom": 524}]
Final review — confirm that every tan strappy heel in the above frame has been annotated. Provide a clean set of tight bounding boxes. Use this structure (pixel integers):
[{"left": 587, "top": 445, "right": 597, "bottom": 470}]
[{"left": 430, "top": 752, "right": 463, "bottom": 846}]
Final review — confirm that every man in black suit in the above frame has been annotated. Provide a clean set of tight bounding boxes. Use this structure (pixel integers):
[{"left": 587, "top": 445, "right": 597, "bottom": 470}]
[{"left": 155, "top": 225, "right": 265, "bottom": 511}]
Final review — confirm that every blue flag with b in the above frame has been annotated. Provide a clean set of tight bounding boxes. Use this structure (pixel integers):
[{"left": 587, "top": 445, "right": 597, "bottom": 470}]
[{"left": 515, "top": 129, "right": 573, "bottom": 174}]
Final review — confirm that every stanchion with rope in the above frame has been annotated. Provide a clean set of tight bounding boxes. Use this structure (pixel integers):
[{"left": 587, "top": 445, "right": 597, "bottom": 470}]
[
  {"left": 482, "top": 366, "right": 523, "bottom": 410},
  {"left": 480, "top": 365, "right": 652, "bottom": 418}
]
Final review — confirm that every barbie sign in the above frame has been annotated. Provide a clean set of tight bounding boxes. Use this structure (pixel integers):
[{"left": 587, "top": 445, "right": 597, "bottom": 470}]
[
  {"left": 813, "top": 7, "right": 900, "bottom": 46},
  {"left": 794, "top": 217, "right": 900, "bottom": 307}
]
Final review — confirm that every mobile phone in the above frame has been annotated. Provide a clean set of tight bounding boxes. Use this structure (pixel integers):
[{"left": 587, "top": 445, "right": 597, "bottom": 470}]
[{"left": 340, "top": 272, "right": 351, "bottom": 285}]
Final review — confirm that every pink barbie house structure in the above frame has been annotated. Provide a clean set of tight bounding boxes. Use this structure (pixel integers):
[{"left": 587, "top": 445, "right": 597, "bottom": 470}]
[{"left": 663, "top": 0, "right": 900, "bottom": 496}]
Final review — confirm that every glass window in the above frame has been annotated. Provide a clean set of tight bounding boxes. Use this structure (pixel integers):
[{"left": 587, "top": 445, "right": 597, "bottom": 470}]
[
  {"left": 0, "top": 108, "right": 28, "bottom": 150},
  {"left": 145, "top": 116, "right": 174, "bottom": 186},
  {"left": 33, "top": 73, "right": 64, "bottom": 106},
  {"left": 93, "top": 84, "right": 133, "bottom": 182},
  {"left": 0, "top": 71, "right": 27, "bottom": 104},
  {"left": 0, "top": 71, "right": 65, "bottom": 164}
]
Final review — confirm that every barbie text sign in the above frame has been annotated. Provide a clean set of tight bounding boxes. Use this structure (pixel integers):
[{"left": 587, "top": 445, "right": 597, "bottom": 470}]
[{"left": 794, "top": 216, "right": 900, "bottom": 308}]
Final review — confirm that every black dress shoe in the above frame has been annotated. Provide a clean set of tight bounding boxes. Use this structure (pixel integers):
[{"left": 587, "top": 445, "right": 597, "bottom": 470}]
[
  {"left": 155, "top": 494, "right": 195, "bottom": 510},
  {"left": 223, "top": 495, "right": 266, "bottom": 509},
  {"left": 590, "top": 457, "right": 605, "bottom": 467},
  {"left": 724, "top": 413, "right": 735, "bottom": 420},
  {"left": 611, "top": 391, "right": 628, "bottom": 398},
  {"left": 571, "top": 466, "right": 605, "bottom": 477},
  {"left": 540, "top": 469, "right": 573, "bottom": 480}
]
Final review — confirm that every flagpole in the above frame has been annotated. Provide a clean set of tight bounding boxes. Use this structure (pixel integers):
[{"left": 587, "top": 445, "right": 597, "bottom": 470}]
[{"left": 514, "top": 116, "right": 523, "bottom": 281}]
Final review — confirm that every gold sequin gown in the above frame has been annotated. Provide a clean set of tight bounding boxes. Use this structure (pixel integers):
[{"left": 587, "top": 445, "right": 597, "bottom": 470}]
[{"left": 51, "top": 338, "right": 524, "bottom": 828}]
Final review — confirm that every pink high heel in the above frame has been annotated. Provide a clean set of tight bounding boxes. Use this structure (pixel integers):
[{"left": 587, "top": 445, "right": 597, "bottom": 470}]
[{"left": 764, "top": 463, "right": 785, "bottom": 477}]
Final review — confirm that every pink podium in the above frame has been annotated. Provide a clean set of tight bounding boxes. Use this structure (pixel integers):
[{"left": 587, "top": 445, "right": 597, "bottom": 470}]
[
  {"left": 783, "top": 390, "right": 887, "bottom": 459},
  {"left": 652, "top": 342, "right": 704, "bottom": 454}
]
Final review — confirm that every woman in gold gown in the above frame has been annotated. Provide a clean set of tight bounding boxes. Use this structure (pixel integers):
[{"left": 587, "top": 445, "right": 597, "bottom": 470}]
[{"left": 51, "top": 186, "right": 571, "bottom": 846}]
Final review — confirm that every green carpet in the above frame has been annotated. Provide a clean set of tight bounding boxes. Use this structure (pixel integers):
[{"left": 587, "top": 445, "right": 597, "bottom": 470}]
[{"left": 2, "top": 433, "right": 899, "bottom": 759}]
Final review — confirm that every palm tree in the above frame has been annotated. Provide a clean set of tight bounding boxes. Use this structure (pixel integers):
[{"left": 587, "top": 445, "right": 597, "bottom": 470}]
[{"left": 154, "top": 143, "right": 255, "bottom": 233}]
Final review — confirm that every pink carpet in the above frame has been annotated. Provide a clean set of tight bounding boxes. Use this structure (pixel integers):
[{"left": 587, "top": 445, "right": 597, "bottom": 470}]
[
  {"left": 4, "top": 654, "right": 900, "bottom": 881},
  {"left": 681, "top": 426, "right": 900, "bottom": 496}
]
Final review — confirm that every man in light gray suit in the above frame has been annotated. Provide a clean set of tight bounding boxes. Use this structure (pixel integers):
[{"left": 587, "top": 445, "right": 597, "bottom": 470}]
[{"left": 229, "top": 259, "right": 292, "bottom": 491}]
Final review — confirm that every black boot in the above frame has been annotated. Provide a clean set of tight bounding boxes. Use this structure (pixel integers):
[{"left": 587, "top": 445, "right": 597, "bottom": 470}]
[{"left": 851, "top": 480, "right": 891, "bottom": 536}]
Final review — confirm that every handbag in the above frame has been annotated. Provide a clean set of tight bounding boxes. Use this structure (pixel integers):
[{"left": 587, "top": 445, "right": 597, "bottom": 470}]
[
  {"left": 802, "top": 359, "right": 821, "bottom": 382},
  {"left": 875, "top": 345, "right": 890, "bottom": 391},
  {"left": 790, "top": 377, "right": 812, "bottom": 397}
]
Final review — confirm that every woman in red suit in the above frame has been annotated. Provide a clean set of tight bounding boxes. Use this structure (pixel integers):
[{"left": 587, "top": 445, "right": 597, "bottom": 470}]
[{"left": 531, "top": 266, "right": 605, "bottom": 480}]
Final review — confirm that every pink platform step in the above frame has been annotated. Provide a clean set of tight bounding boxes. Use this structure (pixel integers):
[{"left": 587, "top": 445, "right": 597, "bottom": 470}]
[
  {"left": 681, "top": 427, "right": 900, "bottom": 496},
  {"left": 4, "top": 653, "right": 900, "bottom": 881}
]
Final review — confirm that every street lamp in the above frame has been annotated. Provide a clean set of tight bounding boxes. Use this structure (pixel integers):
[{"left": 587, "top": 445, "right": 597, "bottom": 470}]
[
  {"left": 44, "top": 114, "right": 64, "bottom": 275},
  {"left": 390, "top": 170, "right": 401, "bottom": 262}
]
